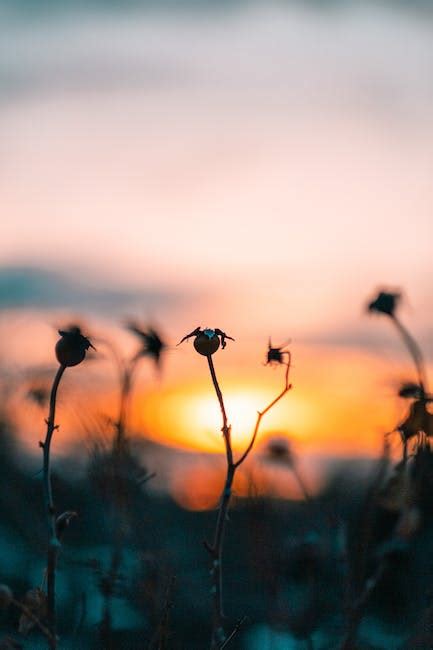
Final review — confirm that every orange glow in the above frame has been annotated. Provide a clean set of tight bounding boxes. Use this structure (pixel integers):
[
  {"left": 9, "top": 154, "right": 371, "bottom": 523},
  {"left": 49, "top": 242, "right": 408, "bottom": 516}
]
[{"left": 134, "top": 378, "right": 314, "bottom": 456}]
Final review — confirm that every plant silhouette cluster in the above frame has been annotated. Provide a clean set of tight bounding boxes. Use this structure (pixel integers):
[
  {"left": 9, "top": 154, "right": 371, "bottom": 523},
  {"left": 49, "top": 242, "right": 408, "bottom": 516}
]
[{"left": 0, "top": 293, "right": 432, "bottom": 650}]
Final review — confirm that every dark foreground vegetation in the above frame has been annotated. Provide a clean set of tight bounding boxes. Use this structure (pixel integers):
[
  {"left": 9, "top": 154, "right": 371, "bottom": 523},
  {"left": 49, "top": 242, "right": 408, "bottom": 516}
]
[{"left": 1, "top": 290, "right": 433, "bottom": 649}]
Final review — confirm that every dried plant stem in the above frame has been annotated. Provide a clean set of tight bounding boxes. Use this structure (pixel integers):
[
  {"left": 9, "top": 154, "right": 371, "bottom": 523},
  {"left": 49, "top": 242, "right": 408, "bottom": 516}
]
[
  {"left": 40, "top": 364, "right": 66, "bottom": 648},
  {"left": 219, "top": 616, "right": 247, "bottom": 649},
  {"left": 205, "top": 354, "right": 291, "bottom": 649},
  {"left": 291, "top": 464, "right": 311, "bottom": 501},
  {"left": 390, "top": 315, "right": 428, "bottom": 459},
  {"left": 11, "top": 597, "right": 56, "bottom": 644},
  {"left": 116, "top": 357, "right": 139, "bottom": 448},
  {"left": 391, "top": 316, "right": 427, "bottom": 394}
]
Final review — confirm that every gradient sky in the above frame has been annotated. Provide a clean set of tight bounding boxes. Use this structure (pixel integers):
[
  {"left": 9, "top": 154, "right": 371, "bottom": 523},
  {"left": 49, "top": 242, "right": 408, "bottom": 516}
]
[{"left": 1, "top": 2, "right": 432, "bottom": 464}]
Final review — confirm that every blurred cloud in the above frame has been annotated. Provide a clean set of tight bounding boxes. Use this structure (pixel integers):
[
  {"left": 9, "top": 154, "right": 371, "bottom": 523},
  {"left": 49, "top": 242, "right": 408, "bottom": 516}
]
[
  {"left": 1, "top": 3, "right": 433, "bottom": 114},
  {"left": 0, "top": 266, "right": 178, "bottom": 313}
]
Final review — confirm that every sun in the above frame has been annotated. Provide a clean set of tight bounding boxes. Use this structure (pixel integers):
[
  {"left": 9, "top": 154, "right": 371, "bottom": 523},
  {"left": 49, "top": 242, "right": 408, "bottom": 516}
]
[
  {"left": 136, "top": 377, "right": 313, "bottom": 454},
  {"left": 194, "top": 391, "right": 263, "bottom": 448}
]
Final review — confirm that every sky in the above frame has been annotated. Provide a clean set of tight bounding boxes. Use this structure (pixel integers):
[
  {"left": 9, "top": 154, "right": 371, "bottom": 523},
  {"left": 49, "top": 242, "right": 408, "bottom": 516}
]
[{"left": 1, "top": 1, "right": 433, "bottom": 472}]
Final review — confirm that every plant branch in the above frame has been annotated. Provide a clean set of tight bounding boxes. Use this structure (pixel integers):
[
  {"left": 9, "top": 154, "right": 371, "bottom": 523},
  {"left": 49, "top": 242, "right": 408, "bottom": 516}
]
[
  {"left": 205, "top": 353, "right": 291, "bottom": 648},
  {"left": 219, "top": 616, "right": 247, "bottom": 649},
  {"left": 235, "top": 355, "right": 292, "bottom": 468},
  {"left": 40, "top": 364, "right": 66, "bottom": 648},
  {"left": 11, "top": 597, "right": 56, "bottom": 645}
]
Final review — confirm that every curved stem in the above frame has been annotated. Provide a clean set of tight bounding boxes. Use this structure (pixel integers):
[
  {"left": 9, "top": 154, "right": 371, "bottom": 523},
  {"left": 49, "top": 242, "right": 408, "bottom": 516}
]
[
  {"left": 206, "top": 355, "right": 233, "bottom": 648},
  {"left": 392, "top": 316, "right": 428, "bottom": 394},
  {"left": 41, "top": 364, "right": 66, "bottom": 648},
  {"left": 235, "top": 355, "right": 291, "bottom": 469},
  {"left": 207, "top": 355, "right": 232, "bottom": 466}
]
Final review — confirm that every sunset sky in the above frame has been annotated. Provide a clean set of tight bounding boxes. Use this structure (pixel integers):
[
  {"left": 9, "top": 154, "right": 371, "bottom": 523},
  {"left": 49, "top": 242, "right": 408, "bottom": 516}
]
[{"left": 1, "top": 2, "right": 432, "bottom": 468}]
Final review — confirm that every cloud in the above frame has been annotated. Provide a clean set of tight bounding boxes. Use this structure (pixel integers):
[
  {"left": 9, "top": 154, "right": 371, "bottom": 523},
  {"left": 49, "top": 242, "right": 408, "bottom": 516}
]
[{"left": 0, "top": 266, "right": 177, "bottom": 314}]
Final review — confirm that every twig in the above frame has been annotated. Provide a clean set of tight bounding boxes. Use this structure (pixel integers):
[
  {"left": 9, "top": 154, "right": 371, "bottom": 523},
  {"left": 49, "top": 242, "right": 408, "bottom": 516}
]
[
  {"left": 339, "top": 560, "right": 387, "bottom": 650},
  {"left": 205, "top": 354, "right": 292, "bottom": 648},
  {"left": 234, "top": 356, "right": 291, "bottom": 469},
  {"left": 148, "top": 576, "right": 176, "bottom": 650},
  {"left": 40, "top": 364, "right": 66, "bottom": 648},
  {"left": 219, "top": 616, "right": 247, "bottom": 649},
  {"left": 11, "top": 597, "right": 56, "bottom": 645}
]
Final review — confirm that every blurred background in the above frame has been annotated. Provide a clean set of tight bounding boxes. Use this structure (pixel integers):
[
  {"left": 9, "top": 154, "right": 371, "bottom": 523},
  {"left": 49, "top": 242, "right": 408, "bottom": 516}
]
[{"left": 1, "top": 1, "right": 433, "bottom": 648}]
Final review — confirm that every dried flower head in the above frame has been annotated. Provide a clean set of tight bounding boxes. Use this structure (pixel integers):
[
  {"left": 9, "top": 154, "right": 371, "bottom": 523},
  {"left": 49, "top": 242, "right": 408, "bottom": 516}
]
[
  {"left": 398, "top": 399, "right": 433, "bottom": 441},
  {"left": 266, "top": 338, "right": 290, "bottom": 366},
  {"left": 398, "top": 382, "right": 423, "bottom": 399},
  {"left": 178, "top": 327, "right": 234, "bottom": 356},
  {"left": 265, "top": 437, "right": 294, "bottom": 466},
  {"left": 55, "top": 326, "right": 95, "bottom": 367},
  {"left": 26, "top": 384, "right": 49, "bottom": 407},
  {"left": 368, "top": 290, "right": 401, "bottom": 317},
  {"left": 126, "top": 323, "right": 166, "bottom": 366}
]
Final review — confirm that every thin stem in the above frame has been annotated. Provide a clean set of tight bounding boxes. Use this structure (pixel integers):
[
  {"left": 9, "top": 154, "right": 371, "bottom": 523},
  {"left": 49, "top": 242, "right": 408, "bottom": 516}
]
[
  {"left": 204, "top": 353, "right": 291, "bottom": 649},
  {"left": 206, "top": 354, "right": 234, "bottom": 647},
  {"left": 339, "top": 561, "right": 386, "bottom": 650},
  {"left": 291, "top": 464, "right": 311, "bottom": 502},
  {"left": 392, "top": 315, "right": 428, "bottom": 394},
  {"left": 235, "top": 356, "right": 291, "bottom": 469},
  {"left": 116, "top": 356, "right": 140, "bottom": 448},
  {"left": 40, "top": 364, "right": 66, "bottom": 649},
  {"left": 207, "top": 355, "right": 233, "bottom": 466},
  {"left": 219, "top": 616, "right": 247, "bottom": 649}
]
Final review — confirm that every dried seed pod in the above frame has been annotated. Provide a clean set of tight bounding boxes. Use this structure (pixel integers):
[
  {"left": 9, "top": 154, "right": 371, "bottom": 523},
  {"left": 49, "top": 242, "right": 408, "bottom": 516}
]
[
  {"left": 193, "top": 331, "right": 221, "bottom": 356},
  {"left": 55, "top": 326, "right": 95, "bottom": 367},
  {"left": 178, "top": 327, "right": 234, "bottom": 356}
]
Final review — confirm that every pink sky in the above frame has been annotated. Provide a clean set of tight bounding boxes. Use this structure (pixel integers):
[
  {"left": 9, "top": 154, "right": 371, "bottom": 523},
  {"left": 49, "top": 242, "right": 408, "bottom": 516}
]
[{"left": 1, "top": 4, "right": 432, "bottom": 461}]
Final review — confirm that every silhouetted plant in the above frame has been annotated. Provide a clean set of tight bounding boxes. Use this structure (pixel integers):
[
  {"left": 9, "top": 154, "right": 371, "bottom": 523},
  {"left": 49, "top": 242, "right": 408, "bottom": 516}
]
[
  {"left": 92, "top": 323, "right": 166, "bottom": 647},
  {"left": 0, "top": 584, "right": 54, "bottom": 645},
  {"left": 179, "top": 327, "right": 292, "bottom": 648},
  {"left": 368, "top": 289, "right": 430, "bottom": 459},
  {"left": 262, "top": 436, "right": 311, "bottom": 501},
  {"left": 39, "top": 325, "right": 94, "bottom": 648}
]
